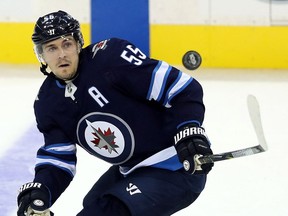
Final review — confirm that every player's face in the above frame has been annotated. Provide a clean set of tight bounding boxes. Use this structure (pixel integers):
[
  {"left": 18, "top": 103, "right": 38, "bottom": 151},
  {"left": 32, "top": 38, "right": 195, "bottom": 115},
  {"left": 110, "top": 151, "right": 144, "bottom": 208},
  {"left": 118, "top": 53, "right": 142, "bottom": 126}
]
[{"left": 42, "top": 36, "right": 80, "bottom": 80}]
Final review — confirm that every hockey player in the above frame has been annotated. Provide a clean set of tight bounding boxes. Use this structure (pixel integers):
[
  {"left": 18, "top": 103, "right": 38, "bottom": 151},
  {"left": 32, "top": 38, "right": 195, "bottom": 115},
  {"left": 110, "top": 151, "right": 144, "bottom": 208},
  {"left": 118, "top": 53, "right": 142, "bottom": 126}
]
[{"left": 17, "top": 10, "right": 214, "bottom": 216}]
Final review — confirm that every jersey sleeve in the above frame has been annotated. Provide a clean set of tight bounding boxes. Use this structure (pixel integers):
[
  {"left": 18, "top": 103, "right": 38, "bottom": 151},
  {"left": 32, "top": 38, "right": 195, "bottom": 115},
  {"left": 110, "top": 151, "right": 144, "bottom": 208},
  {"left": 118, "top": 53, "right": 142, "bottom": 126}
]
[
  {"left": 33, "top": 86, "right": 77, "bottom": 206},
  {"left": 103, "top": 38, "right": 205, "bottom": 127}
]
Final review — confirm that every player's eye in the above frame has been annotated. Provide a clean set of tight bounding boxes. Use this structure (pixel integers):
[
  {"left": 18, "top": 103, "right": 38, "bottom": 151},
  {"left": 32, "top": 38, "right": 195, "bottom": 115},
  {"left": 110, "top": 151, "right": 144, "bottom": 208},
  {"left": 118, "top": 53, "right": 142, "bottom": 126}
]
[
  {"left": 62, "top": 40, "right": 75, "bottom": 51},
  {"left": 46, "top": 46, "right": 57, "bottom": 53},
  {"left": 63, "top": 42, "right": 71, "bottom": 47}
]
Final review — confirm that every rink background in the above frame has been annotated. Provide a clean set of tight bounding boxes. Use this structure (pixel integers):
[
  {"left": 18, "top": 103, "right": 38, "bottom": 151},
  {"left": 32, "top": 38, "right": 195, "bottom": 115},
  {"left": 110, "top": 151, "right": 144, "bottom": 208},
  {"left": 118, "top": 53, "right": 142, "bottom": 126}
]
[{"left": 1, "top": 64, "right": 287, "bottom": 216}]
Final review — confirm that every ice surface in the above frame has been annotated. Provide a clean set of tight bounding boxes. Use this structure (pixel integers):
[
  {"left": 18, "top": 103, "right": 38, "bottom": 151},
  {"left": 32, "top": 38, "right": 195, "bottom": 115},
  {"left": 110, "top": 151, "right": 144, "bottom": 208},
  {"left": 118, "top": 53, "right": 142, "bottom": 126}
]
[{"left": 1, "top": 65, "right": 287, "bottom": 216}]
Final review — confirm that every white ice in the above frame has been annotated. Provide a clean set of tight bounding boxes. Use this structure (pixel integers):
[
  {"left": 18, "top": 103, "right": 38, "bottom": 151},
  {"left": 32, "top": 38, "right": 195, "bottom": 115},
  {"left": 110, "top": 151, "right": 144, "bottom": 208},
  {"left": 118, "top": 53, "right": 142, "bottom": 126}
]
[{"left": 1, "top": 64, "right": 287, "bottom": 216}]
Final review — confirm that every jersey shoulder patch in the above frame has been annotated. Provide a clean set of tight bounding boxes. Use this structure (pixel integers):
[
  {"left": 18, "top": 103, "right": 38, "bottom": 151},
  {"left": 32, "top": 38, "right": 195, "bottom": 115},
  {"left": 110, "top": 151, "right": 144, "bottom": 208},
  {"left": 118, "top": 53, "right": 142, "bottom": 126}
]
[{"left": 91, "top": 39, "right": 110, "bottom": 59}]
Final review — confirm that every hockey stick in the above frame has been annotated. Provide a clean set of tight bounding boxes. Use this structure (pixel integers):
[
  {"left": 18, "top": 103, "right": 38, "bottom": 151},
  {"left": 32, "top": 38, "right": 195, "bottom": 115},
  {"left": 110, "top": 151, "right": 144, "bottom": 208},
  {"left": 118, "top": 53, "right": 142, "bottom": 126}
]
[{"left": 195, "top": 94, "right": 268, "bottom": 165}]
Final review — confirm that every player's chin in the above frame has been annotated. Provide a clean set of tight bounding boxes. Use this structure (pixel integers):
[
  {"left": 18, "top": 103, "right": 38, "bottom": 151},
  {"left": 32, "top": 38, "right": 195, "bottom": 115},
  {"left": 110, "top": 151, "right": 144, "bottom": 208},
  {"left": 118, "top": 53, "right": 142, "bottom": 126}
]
[{"left": 56, "top": 69, "right": 76, "bottom": 80}]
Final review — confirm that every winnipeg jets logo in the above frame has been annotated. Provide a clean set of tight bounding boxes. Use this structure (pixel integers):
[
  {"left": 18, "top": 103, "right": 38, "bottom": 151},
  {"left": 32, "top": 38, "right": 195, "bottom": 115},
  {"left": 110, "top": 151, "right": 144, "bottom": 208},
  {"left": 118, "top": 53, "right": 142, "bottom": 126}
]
[
  {"left": 87, "top": 120, "right": 119, "bottom": 154},
  {"left": 77, "top": 112, "right": 135, "bottom": 165}
]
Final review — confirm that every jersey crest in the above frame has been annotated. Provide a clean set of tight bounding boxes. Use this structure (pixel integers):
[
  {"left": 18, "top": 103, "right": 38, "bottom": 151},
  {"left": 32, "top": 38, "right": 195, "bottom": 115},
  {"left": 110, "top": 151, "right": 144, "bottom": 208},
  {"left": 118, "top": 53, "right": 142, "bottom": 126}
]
[
  {"left": 77, "top": 112, "right": 135, "bottom": 164},
  {"left": 92, "top": 39, "right": 109, "bottom": 58}
]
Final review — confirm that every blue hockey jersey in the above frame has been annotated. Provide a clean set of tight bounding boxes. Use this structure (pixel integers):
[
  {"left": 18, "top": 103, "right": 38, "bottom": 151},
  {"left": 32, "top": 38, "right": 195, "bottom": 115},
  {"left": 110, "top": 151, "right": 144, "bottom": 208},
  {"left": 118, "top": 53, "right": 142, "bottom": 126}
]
[{"left": 33, "top": 38, "right": 206, "bottom": 204}]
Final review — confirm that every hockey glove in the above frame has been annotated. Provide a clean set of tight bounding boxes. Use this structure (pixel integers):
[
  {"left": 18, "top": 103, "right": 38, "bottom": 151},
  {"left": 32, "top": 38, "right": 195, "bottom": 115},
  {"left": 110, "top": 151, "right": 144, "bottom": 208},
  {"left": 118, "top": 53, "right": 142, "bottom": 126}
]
[
  {"left": 174, "top": 124, "right": 213, "bottom": 174},
  {"left": 17, "top": 182, "right": 54, "bottom": 216}
]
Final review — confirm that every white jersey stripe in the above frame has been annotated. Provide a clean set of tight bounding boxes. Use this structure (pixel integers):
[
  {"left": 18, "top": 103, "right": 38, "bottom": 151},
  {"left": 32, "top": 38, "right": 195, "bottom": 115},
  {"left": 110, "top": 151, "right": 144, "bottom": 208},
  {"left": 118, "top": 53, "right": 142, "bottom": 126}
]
[
  {"left": 119, "top": 146, "right": 180, "bottom": 175},
  {"left": 36, "top": 157, "right": 76, "bottom": 176},
  {"left": 164, "top": 72, "right": 193, "bottom": 108},
  {"left": 43, "top": 143, "right": 76, "bottom": 154},
  {"left": 147, "top": 61, "right": 171, "bottom": 101}
]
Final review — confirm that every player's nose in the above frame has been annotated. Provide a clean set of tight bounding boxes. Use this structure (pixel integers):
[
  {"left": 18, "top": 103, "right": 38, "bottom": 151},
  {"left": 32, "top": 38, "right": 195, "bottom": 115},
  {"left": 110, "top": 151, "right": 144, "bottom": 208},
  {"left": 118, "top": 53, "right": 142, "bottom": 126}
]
[{"left": 58, "top": 48, "right": 66, "bottom": 58}]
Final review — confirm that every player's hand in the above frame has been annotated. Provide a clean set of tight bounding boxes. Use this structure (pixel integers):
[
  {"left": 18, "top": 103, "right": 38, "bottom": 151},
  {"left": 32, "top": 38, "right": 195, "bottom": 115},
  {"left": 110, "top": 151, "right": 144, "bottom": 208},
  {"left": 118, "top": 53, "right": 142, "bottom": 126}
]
[
  {"left": 174, "top": 124, "right": 213, "bottom": 174},
  {"left": 17, "top": 182, "right": 53, "bottom": 216},
  {"left": 25, "top": 206, "right": 53, "bottom": 216}
]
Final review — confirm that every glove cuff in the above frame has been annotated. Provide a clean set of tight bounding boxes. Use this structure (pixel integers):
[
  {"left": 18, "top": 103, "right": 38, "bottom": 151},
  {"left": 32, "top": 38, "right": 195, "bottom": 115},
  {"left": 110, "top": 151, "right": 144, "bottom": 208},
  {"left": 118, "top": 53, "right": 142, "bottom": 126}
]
[
  {"left": 174, "top": 125, "right": 207, "bottom": 146},
  {"left": 18, "top": 182, "right": 51, "bottom": 210}
]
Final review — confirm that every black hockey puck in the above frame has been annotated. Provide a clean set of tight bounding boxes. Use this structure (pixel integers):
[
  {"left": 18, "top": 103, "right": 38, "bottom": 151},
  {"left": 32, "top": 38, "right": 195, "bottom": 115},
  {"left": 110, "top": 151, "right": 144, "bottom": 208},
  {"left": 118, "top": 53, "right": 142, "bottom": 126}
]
[{"left": 182, "top": 50, "right": 202, "bottom": 70}]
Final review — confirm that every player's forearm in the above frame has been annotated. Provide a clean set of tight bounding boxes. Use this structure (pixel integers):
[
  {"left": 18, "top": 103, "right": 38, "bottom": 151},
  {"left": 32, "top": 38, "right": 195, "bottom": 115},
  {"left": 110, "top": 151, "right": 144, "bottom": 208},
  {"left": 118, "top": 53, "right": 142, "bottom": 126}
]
[{"left": 34, "top": 165, "right": 73, "bottom": 205}]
